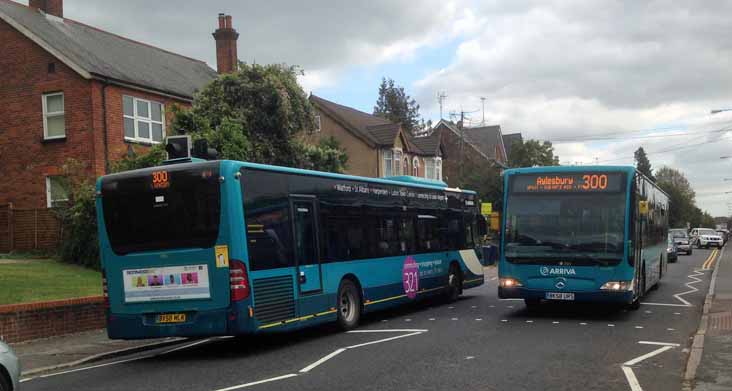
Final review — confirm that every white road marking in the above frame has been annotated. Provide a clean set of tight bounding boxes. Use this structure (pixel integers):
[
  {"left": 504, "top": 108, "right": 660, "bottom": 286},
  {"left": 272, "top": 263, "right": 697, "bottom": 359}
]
[
  {"left": 405, "top": 319, "right": 412, "bottom": 322},
  {"left": 501, "top": 319, "right": 508, "bottom": 322},
  {"left": 667, "top": 328, "right": 675, "bottom": 331},
  {"left": 475, "top": 318, "right": 483, "bottom": 321},
  {"left": 451, "top": 318, "right": 459, "bottom": 321},
  {"left": 449, "top": 306, "right": 455, "bottom": 309},
  {"left": 644, "top": 310, "right": 652, "bottom": 314},
  {"left": 526, "top": 320, "right": 534, "bottom": 323},
  {"left": 465, "top": 356, "right": 475, "bottom": 360},
  {"left": 471, "top": 306, "right": 477, "bottom": 309},
  {"left": 552, "top": 321, "right": 560, "bottom": 324},
  {"left": 506, "top": 305, "right": 514, "bottom": 308},
  {"left": 159, "top": 338, "right": 212, "bottom": 355},
  {"left": 490, "top": 276, "right": 498, "bottom": 281},
  {"left": 621, "top": 342, "right": 677, "bottom": 391},
  {"left": 214, "top": 374, "right": 299, "bottom": 391},
  {"left": 635, "top": 326, "right": 644, "bottom": 329},
  {"left": 638, "top": 341, "right": 680, "bottom": 347},
  {"left": 672, "top": 269, "right": 705, "bottom": 307},
  {"left": 608, "top": 324, "right": 615, "bottom": 327},
  {"left": 641, "top": 302, "right": 691, "bottom": 307},
  {"left": 428, "top": 318, "right": 436, "bottom": 321},
  {"left": 580, "top": 323, "right": 587, "bottom": 326},
  {"left": 299, "top": 348, "right": 345, "bottom": 373},
  {"left": 674, "top": 312, "right": 681, "bottom": 315},
  {"left": 345, "top": 331, "right": 424, "bottom": 349},
  {"left": 348, "top": 329, "right": 428, "bottom": 333}
]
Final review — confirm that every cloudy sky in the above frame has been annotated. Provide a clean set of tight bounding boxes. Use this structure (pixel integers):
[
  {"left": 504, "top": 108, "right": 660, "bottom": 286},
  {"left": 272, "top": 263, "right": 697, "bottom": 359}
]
[{"left": 28, "top": 0, "right": 732, "bottom": 217}]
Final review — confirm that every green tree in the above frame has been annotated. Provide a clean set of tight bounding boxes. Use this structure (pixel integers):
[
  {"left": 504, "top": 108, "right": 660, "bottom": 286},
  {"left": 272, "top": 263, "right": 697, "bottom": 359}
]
[
  {"left": 634, "top": 147, "right": 654, "bottom": 181},
  {"left": 373, "top": 77, "right": 421, "bottom": 135},
  {"left": 655, "top": 166, "right": 696, "bottom": 227},
  {"left": 171, "top": 62, "right": 347, "bottom": 171},
  {"left": 508, "top": 139, "right": 560, "bottom": 168}
]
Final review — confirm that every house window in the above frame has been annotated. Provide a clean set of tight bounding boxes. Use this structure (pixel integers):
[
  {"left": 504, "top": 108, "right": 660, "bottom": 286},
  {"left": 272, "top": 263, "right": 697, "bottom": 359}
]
[
  {"left": 393, "top": 149, "right": 403, "bottom": 176},
  {"left": 403, "top": 157, "right": 409, "bottom": 176},
  {"left": 425, "top": 158, "right": 435, "bottom": 179},
  {"left": 314, "top": 115, "right": 321, "bottom": 132},
  {"left": 383, "top": 149, "right": 393, "bottom": 177},
  {"left": 42, "top": 92, "right": 65, "bottom": 139},
  {"left": 46, "top": 176, "right": 69, "bottom": 208},
  {"left": 412, "top": 157, "right": 419, "bottom": 176},
  {"left": 435, "top": 157, "right": 442, "bottom": 181},
  {"left": 123, "top": 96, "right": 165, "bottom": 143}
]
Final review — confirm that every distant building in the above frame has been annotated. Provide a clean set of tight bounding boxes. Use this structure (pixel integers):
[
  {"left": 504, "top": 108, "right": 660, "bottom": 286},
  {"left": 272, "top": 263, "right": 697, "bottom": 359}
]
[
  {"left": 0, "top": 0, "right": 238, "bottom": 208},
  {"left": 305, "top": 95, "right": 443, "bottom": 180},
  {"left": 432, "top": 120, "right": 509, "bottom": 186},
  {"left": 502, "top": 133, "right": 523, "bottom": 163}
]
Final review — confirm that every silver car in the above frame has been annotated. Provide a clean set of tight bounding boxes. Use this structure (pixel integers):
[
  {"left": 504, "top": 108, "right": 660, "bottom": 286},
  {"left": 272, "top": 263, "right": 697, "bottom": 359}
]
[{"left": 0, "top": 341, "right": 19, "bottom": 391}]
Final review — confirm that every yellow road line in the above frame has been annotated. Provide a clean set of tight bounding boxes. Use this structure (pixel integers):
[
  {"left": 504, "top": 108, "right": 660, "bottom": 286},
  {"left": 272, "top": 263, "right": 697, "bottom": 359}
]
[{"left": 703, "top": 249, "right": 719, "bottom": 270}]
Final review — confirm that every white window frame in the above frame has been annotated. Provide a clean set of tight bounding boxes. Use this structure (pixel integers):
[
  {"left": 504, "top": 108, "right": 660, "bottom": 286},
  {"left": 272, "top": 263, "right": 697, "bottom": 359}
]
[
  {"left": 46, "top": 176, "right": 69, "bottom": 208},
  {"left": 412, "top": 157, "right": 419, "bottom": 176},
  {"left": 393, "top": 148, "right": 403, "bottom": 176},
  {"left": 425, "top": 158, "right": 435, "bottom": 179},
  {"left": 435, "top": 157, "right": 442, "bottom": 181},
  {"left": 314, "top": 115, "right": 321, "bottom": 132},
  {"left": 123, "top": 95, "right": 165, "bottom": 144},
  {"left": 383, "top": 149, "right": 393, "bottom": 177},
  {"left": 42, "top": 92, "right": 65, "bottom": 140}
]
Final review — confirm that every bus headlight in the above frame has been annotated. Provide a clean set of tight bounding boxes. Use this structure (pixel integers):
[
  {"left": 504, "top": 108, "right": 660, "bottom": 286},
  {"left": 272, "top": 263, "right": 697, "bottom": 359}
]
[
  {"left": 600, "top": 280, "right": 633, "bottom": 291},
  {"left": 500, "top": 278, "right": 523, "bottom": 288}
]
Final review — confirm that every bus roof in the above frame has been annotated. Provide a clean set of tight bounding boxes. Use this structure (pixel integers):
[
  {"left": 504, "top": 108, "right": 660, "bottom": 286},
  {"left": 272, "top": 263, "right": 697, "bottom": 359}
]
[
  {"left": 233, "top": 160, "right": 476, "bottom": 194},
  {"left": 502, "top": 165, "right": 636, "bottom": 176}
]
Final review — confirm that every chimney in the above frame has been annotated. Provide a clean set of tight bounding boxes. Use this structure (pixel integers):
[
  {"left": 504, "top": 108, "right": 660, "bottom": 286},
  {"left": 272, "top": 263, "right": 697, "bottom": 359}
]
[
  {"left": 29, "top": 0, "right": 63, "bottom": 18},
  {"left": 213, "top": 13, "right": 239, "bottom": 74}
]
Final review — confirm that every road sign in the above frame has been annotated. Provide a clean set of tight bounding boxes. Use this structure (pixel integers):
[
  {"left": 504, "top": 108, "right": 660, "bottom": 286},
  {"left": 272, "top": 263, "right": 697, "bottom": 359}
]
[
  {"left": 639, "top": 200, "right": 649, "bottom": 215},
  {"left": 481, "top": 202, "right": 492, "bottom": 215}
]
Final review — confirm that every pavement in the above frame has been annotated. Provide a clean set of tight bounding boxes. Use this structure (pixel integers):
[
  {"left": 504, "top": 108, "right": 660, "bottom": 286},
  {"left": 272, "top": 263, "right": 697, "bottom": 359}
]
[
  {"left": 693, "top": 245, "right": 732, "bottom": 391},
  {"left": 12, "top": 250, "right": 725, "bottom": 391},
  {"left": 10, "top": 329, "right": 185, "bottom": 376}
]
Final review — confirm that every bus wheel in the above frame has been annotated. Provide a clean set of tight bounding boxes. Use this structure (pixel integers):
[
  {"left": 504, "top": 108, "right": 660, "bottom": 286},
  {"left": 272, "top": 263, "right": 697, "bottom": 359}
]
[
  {"left": 446, "top": 264, "right": 463, "bottom": 302},
  {"left": 629, "top": 267, "right": 645, "bottom": 311},
  {"left": 336, "top": 279, "right": 361, "bottom": 330}
]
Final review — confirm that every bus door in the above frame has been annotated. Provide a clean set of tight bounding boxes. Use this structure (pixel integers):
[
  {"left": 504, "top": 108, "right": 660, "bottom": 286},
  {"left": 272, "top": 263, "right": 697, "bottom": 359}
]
[{"left": 291, "top": 196, "right": 323, "bottom": 294}]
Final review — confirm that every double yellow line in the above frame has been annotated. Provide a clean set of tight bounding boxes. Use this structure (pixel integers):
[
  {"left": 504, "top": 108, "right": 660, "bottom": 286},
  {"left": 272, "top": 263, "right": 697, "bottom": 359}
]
[{"left": 702, "top": 249, "right": 719, "bottom": 270}]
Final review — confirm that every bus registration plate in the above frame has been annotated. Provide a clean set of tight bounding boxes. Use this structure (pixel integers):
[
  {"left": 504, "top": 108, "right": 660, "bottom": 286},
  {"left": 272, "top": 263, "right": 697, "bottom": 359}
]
[
  {"left": 157, "top": 313, "right": 186, "bottom": 323},
  {"left": 545, "top": 292, "right": 575, "bottom": 301}
]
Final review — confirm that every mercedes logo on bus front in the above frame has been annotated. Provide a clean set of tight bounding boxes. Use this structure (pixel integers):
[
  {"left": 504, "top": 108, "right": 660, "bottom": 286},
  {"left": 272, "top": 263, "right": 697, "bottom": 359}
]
[
  {"left": 540, "top": 266, "right": 550, "bottom": 276},
  {"left": 555, "top": 277, "right": 567, "bottom": 289}
]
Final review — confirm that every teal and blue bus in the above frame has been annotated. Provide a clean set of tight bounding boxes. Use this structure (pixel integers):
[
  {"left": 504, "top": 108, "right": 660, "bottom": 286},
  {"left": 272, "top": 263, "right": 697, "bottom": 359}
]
[
  {"left": 498, "top": 166, "right": 668, "bottom": 309},
  {"left": 96, "top": 159, "right": 485, "bottom": 339}
]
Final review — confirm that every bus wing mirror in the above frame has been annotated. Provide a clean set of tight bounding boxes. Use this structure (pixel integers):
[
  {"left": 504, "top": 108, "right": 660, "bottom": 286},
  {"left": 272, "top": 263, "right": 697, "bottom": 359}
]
[{"left": 477, "top": 216, "right": 488, "bottom": 236}]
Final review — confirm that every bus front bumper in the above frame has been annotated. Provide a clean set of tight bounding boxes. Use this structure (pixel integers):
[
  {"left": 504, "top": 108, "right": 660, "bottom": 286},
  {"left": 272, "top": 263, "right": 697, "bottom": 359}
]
[{"left": 498, "top": 287, "right": 634, "bottom": 304}]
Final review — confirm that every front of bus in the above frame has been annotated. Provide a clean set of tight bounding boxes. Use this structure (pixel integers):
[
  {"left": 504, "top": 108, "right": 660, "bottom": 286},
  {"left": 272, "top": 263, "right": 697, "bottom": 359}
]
[
  {"left": 498, "top": 167, "right": 635, "bottom": 305},
  {"left": 97, "top": 160, "right": 253, "bottom": 339}
]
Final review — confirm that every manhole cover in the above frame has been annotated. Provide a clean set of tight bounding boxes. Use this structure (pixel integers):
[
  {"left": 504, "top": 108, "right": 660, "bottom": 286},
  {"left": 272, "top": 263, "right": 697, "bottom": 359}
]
[{"left": 708, "top": 312, "right": 732, "bottom": 335}]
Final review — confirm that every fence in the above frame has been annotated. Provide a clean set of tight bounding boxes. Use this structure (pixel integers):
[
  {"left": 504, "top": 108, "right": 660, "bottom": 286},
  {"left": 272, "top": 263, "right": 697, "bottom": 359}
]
[{"left": 0, "top": 204, "right": 60, "bottom": 253}]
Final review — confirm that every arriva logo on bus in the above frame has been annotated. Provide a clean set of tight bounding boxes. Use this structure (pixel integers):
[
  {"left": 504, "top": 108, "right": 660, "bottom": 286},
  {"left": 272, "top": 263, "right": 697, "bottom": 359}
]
[{"left": 540, "top": 266, "right": 577, "bottom": 276}]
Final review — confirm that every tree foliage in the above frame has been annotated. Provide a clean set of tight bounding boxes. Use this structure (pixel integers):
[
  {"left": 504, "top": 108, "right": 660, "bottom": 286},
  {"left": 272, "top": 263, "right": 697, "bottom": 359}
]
[
  {"left": 508, "top": 139, "right": 560, "bottom": 168},
  {"left": 634, "top": 147, "right": 655, "bottom": 181},
  {"left": 373, "top": 77, "right": 421, "bottom": 135},
  {"left": 654, "top": 166, "right": 717, "bottom": 228}
]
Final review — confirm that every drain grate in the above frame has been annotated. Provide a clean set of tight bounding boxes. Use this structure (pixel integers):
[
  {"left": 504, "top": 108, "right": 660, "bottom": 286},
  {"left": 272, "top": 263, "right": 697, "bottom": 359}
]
[{"left": 708, "top": 311, "right": 732, "bottom": 335}]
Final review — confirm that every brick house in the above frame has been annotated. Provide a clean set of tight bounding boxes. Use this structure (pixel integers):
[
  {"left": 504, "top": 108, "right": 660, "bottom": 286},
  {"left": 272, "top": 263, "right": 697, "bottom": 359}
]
[
  {"left": 306, "top": 95, "right": 443, "bottom": 180},
  {"left": 0, "top": 0, "right": 240, "bottom": 209},
  {"left": 502, "top": 132, "right": 523, "bottom": 163},
  {"left": 432, "top": 120, "right": 509, "bottom": 186}
]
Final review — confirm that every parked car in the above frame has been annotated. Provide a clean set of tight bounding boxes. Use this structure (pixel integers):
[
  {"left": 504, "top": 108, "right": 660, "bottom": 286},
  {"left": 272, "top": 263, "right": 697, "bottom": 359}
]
[
  {"left": 716, "top": 229, "right": 729, "bottom": 245},
  {"left": 690, "top": 228, "right": 724, "bottom": 248},
  {"left": 667, "top": 234, "right": 678, "bottom": 262},
  {"left": 669, "top": 228, "right": 692, "bottom": 255},
  {"left": 0, "top": 341, "right": 19, "bottom": 391}
]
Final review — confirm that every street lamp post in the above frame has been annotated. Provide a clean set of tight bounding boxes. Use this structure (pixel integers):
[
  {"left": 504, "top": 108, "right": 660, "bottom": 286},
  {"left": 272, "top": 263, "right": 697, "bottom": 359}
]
[{"left": 711, "top": 109, "right": 732, "bottom": 115}]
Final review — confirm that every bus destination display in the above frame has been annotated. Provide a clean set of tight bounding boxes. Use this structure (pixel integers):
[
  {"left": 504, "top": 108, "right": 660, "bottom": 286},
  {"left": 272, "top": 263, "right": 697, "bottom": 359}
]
[{"left": 511, "top": 173, "right": 624, "bottom": 193}]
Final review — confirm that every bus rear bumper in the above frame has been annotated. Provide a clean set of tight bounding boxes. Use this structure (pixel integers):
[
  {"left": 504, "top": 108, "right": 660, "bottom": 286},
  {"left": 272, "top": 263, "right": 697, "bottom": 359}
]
[
  {"left": 107, "top": 309, "right": 233, "bottom": 340},
  {"left": 498, "top": 287, "right": 633, "bottom": 304}
]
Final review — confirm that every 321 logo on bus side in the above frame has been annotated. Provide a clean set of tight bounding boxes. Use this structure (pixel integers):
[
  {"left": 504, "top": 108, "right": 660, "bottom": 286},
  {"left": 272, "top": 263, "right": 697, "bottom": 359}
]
[{"left": 403, "top": 256, "right": 419, "bottom": 299}]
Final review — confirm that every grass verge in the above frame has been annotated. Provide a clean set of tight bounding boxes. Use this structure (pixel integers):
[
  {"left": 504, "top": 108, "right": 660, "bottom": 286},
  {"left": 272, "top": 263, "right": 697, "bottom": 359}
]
[{"left": 0, "top": 259, "right": 101, "bottom": 305}]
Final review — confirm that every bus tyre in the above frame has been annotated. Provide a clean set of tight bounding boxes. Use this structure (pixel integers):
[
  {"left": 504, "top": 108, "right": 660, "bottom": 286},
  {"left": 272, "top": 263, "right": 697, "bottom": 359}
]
[
  {"left": 446, "top": 264, "right": 463, "bottom": 302},
  {"left": 0, "top": 371, "right": 9, "bottom": 391},
  {"left": 336, "top": 279, "right": 361, "bottom": 330}
]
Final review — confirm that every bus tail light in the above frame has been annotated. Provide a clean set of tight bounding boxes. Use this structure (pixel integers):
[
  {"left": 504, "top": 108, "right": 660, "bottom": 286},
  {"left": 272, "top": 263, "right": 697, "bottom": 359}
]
[
  {"left": 229, "top": 260, "right": 250, "bottom": 302},
  {"left": 102, "top": 269, "right": 110, "bottom": 309}
]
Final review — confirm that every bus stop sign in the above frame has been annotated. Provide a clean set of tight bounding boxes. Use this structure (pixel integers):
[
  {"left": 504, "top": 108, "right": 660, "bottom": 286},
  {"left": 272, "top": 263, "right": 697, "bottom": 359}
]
[{"left": 481, "top": 202, "right": 492, "bottom": 216}]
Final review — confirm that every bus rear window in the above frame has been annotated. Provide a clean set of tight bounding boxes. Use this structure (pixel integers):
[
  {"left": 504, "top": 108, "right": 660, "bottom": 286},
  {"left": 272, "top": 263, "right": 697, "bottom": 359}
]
[{"left": 101, "top": 162, "right": 221, "bottom": 255}]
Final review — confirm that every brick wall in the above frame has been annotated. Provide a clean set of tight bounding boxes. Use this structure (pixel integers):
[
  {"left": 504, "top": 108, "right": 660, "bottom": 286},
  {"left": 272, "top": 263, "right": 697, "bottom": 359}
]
[
  {"left": 439, "top": 124, "right": 493, "bottom": 188},
  {"left": 0, "top": 296, "right": 105, "bottom": 343},
  {"left": 0, "top": 18, "right": 193, "bottom": 208}
]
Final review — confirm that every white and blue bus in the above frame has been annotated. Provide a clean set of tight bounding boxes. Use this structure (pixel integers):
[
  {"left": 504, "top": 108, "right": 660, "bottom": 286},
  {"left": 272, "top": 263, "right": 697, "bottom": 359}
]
[
  {"left": 498, "top": 166, "right": 668, "bottom": 309},
  {"left": 96, "top": 157, "right": 486, "bottom": 339}
]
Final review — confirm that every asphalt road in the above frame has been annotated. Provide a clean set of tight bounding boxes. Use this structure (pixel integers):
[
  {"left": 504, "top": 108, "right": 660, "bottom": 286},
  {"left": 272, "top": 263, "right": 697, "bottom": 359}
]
[{"left": 22, "top": 248, "right": 720, "bottom": 391}]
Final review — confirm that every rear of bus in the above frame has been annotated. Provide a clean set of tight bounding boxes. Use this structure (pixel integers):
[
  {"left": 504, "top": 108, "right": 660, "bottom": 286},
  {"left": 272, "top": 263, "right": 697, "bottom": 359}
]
[
  {"left": 498, "top": 167, "right": 636, "bottom": 305},
  {"left": 97, "top": 160, "right": 252, "bottom": 339}
]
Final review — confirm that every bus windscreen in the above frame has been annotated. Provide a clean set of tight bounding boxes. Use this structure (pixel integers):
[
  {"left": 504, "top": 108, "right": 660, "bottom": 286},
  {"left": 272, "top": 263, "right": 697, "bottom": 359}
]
[
  {"left": 100, "top": 161, "right": 221, "bottom": 255},
  {"left": 505, "top": 172, "right": 627, "bottom": 266}
]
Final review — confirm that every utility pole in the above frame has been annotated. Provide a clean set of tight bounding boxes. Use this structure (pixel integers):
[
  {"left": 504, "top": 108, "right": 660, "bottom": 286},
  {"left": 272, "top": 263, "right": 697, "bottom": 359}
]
[
  {"left": 437, "top": 91, "right": 447, "bottom": 119},
  {"left": 480, "top": 97, "right": 486, "bottom": 126},
  {"left": 458, "top": 110, "right": 465, "bottom": 179}
]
